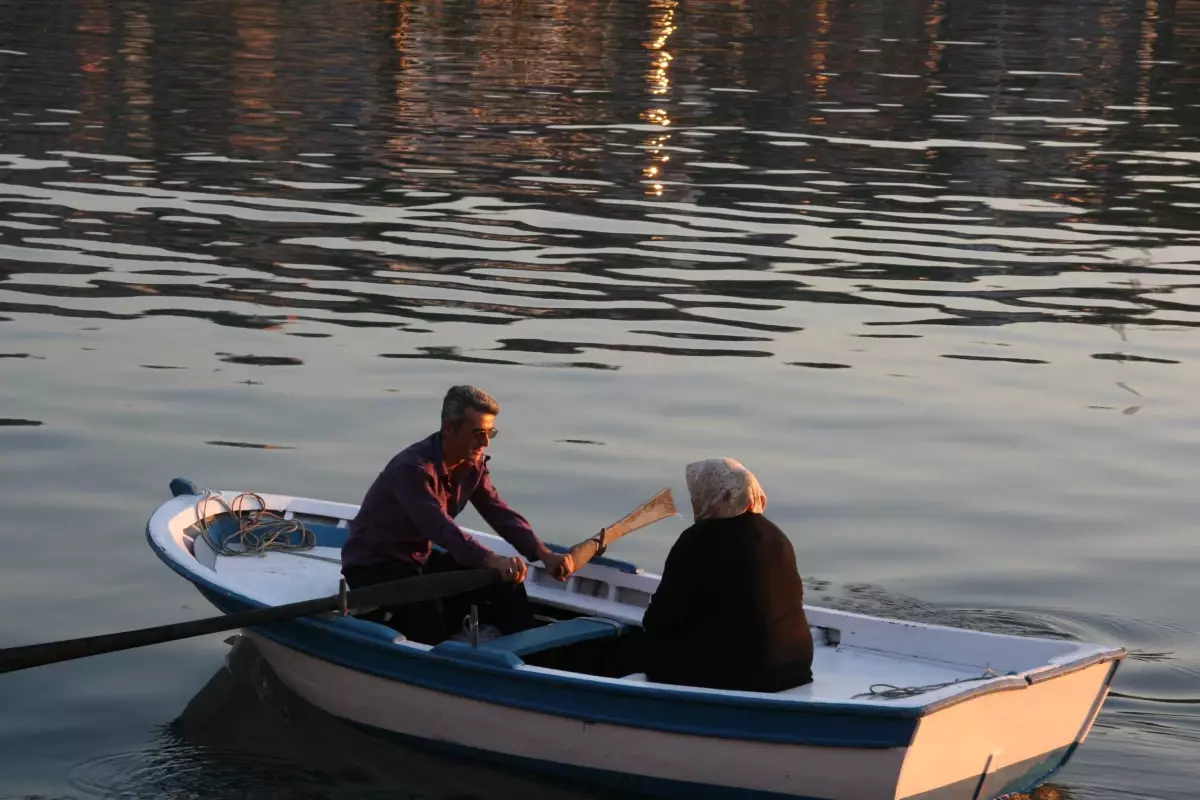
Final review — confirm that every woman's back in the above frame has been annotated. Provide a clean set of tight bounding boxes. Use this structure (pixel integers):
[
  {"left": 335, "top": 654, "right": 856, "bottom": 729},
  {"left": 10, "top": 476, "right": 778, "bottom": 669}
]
[{"left": 641, "top": 512, "right": 814, "bottom": 692}]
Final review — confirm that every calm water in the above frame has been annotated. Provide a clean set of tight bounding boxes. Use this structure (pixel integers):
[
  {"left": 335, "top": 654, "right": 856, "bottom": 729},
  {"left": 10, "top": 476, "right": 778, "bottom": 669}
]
[{"left": 1, "top": 0, "right": 1198, "bottom": 797}]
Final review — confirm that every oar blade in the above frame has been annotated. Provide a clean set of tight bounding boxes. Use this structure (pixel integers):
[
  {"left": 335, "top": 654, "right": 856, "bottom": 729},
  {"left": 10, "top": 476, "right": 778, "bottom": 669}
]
[
  {"left": 562, "top": 488, "right": 678, "bottom": 574},
  {"left": 604, "top": 487, "right": 678, "bottom": 543}
]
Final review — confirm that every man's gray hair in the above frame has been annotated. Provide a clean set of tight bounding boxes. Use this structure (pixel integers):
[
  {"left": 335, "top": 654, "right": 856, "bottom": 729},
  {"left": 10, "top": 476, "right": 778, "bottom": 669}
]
[{"left": 441, "top": 384, "right": 500, "bottom": 427}]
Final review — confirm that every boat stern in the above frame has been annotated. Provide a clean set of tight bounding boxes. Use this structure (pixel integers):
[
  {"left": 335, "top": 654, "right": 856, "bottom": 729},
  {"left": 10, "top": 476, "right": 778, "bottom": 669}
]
[{"left": 893, "top": 650, "right": 1124, "bottom": 800}]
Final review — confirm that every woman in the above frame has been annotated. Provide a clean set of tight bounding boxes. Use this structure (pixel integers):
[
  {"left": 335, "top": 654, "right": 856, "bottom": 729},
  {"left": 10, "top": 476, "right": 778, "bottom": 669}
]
[{"left": 637, "top": 458, "right": 814, "bottom": 692}]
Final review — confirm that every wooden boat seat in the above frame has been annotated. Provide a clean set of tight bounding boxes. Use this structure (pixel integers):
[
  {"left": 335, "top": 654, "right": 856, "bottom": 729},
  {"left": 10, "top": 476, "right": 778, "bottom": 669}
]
[
  {"left": 430, "top": 616, "right": 630, "bottom": 667},
  {"left": 480, "top": 616, "right": 629, "bottom": 657},
  {"left": 332, "top": 614, "right": 627, "bottom": 659}
]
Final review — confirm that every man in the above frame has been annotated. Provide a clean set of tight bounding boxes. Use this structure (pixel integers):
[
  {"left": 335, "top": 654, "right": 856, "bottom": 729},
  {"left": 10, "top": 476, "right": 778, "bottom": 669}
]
[{"left": 341, "top": 384, "right": 574, "bottom": 644}]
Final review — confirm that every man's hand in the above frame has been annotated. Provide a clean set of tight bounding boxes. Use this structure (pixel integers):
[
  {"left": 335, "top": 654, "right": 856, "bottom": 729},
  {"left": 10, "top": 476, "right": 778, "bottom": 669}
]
[
  {"left": 538, "top": 549, "right": 575, "bottom": 582},
  {"left": 483, "top": 552, "right": 528, "bottom": 583}
]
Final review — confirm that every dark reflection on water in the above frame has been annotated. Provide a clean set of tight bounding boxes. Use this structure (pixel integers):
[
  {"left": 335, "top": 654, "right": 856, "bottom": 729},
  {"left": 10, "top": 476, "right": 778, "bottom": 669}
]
[
  {"left": 216, "top": 353, "right": 304, "bottom": 366},
  {"left": 941, "top": 353, "right": 1050, "bottom": 364},
  {"left": 206, "top": 440, "right": 295, "bottom": 450},
  {"left": 60, "top": 637, "right": 609, "bottom": 800},
  {"left": 0, "top": 0, "right": 1199, "bottom": 797}
]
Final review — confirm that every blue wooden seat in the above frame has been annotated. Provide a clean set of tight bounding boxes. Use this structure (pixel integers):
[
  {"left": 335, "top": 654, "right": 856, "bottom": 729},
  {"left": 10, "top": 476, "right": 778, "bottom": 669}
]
[
  {"left": 431, "top": 616, "right": 629, "bottom": 668},
  {"left": 481, "top": 617, "right": 628, "bottom": 657}
]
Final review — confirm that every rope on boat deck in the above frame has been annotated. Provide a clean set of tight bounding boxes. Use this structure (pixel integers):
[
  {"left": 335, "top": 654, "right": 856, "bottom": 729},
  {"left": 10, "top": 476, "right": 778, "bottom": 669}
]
[
  {"left": 853, "top": 667, "right": 1003, "bottom": 700},
  {"left": 195, "top": 490, "right": 316, "bottom": 558}
]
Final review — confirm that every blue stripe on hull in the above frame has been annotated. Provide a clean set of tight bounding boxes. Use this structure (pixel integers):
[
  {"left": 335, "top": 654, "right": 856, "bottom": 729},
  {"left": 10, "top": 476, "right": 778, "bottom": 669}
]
[{"left": 193, "top": 585, "right": 916, "bottom": 749}]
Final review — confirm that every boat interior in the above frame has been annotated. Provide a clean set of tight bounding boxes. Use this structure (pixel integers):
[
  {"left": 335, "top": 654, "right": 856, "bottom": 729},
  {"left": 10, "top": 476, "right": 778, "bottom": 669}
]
[{"left": 160, "top": 489, "right": 1115, "bottom": 707}]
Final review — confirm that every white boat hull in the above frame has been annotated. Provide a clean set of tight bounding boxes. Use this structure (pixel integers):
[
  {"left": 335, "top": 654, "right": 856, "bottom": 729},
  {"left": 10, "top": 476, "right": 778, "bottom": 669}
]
[{"left": 247, "top": 632, "right": 1115, "bottom": 800}]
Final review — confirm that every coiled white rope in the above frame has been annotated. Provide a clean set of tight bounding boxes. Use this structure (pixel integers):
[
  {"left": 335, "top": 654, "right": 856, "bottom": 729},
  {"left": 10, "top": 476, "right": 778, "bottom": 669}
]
[{"left": 194, "top": 490, "right": 316, "bottom": 557}]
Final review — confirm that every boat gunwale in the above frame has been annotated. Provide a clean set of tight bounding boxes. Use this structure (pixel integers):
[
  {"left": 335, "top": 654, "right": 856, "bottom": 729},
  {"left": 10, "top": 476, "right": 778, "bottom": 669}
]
[{"left": 145, "top": 487, "right": 1126, "bottom": 723}]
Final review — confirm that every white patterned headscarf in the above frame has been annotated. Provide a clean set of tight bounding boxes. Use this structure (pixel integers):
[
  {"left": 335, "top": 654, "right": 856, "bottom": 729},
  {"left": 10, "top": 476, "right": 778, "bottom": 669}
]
[{"left": 685, "top": 458, "right": 768, "bottom": 521}]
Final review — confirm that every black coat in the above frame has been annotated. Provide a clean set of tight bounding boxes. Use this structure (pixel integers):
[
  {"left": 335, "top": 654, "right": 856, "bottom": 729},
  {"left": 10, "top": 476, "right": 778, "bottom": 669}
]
[{"left": 640, "top": 512, "right": 814, "bottom": 692}]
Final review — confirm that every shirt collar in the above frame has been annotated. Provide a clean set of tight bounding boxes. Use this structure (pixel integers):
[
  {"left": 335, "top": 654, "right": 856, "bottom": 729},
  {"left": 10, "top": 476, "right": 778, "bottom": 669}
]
[{"left": 428, "top": 431, "right": 489, "bottom": 479}]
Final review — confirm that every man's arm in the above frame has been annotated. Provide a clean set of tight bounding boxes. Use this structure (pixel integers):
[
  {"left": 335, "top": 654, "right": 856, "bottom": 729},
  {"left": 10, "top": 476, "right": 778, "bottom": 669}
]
[
  {"left": 470, "top": 469, "right": 546, "bottom": 563},
  {"left": 392, "top": 463, "right": 492, "bottom": 568}
]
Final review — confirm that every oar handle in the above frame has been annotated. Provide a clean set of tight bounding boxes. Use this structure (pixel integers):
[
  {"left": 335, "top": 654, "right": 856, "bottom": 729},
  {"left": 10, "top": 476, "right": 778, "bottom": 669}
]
[{"left": 566, "top": 529, "right": 610, "bottom": 573}]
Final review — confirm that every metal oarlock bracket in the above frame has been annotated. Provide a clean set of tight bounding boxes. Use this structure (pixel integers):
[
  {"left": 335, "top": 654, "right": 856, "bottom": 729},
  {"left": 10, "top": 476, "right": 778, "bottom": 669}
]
[
  {"left": 593, "top": 527, "right": 608, "bottom": 558},
  {"left": 338, "top": 578, "right": 349, "bottom": 616},
  {"left": 465, "top": 604, "right": 481, "bottom": 648}
]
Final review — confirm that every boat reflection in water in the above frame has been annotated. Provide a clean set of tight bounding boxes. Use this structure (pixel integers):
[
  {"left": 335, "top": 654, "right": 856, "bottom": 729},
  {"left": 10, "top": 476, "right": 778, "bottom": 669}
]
[{"left": 68, "top": 635, "right": 606, "bottom": 800}]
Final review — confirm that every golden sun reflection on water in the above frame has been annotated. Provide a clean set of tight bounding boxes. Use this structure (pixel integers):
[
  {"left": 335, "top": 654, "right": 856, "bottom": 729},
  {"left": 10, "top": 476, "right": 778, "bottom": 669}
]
[{"left": 642, "top": 0, "right": 677, "bottom": 196}]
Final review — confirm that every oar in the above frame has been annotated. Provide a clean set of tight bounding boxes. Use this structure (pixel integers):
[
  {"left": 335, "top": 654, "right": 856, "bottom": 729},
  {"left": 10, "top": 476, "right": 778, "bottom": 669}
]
[
  {"left": 279, "top": 488, "right": 680, "bottom": 575},
  {"left": 0, "top": 567, "right": 501, "bottom": 676},
  {"left": 0, "top": 489, "right": 678, "bottom": 676},
  {"left": 566, "top": 487, "right": 679, "bottom": 573}
]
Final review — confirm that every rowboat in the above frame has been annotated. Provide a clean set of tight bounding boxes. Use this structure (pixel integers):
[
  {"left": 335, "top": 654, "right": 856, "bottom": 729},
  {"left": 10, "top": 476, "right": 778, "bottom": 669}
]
[{"left": 146, "top": 478, "right": 1125, "bottom": 800}]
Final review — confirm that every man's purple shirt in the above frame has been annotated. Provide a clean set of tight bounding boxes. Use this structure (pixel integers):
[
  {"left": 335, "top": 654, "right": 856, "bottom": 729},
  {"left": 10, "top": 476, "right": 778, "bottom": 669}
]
[{"left": 340, "top": 432, "right": 544, "bottom": 573}]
